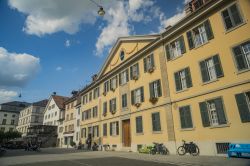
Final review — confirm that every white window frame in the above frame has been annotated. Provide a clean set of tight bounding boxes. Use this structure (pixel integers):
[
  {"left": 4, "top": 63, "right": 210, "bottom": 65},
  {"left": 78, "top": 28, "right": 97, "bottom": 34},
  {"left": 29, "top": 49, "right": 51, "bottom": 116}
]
[
  {"left": 207, "top": 102, "right": 219, "bottom": 126},
  {"left": 206, "top": 58, "right": 217, "bottom": 81},
  {"left": 193, "top": 24, "right": 208, "bottom": 47},
  {"left": 135, "top": 89, "right": 141, "bottom": 104}
]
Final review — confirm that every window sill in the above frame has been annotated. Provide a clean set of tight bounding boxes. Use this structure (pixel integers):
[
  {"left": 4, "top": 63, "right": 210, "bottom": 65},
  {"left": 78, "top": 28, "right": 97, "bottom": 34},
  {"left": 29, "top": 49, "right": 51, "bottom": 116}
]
[
  {"left": 111, "top": 135, "right": 119, "bottom": 137},
  {"left": 120, "top": 82, "right": 128, "bottom": 87},
  {"left": 224, "top": 22, "right": 247, "bottom": 34},
  {"left": 122, "top": 107, "right": 129, "bottom": 112},
  {"left": 209, "top": 123, "right": 230, "bottom": 129},
  {"left": 180, "top": 127, "right": 195, "bottom": 131},
  {"left": 175, "top": 88, "right": 189, "bottom": 94},
  {"left": 235, "top": 68, "right": 250, "bottom": 75},
  {"left": 152, "top": 131, "right": 162, "bottom": 134},
  {"left": 136, "top": 132, "right": 144, "bottom": 136},
  {"left": 201, "top": 78, "right": 219, "bottom": 86},
  {"left": 193, "top": 41, "right": 209, "bottom": 50},
  {"left": 169, "top": 54, "right": 184, "bottom": 61}
]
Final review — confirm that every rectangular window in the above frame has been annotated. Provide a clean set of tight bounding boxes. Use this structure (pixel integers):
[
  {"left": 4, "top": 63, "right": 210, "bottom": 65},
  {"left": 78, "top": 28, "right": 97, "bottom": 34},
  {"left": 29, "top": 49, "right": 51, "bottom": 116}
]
[
  {"left": 136, "top": 116, "right": 143, "bottom": 133},
  {"left": 235, "top": 91, "right": 250, "bottom": 123},
  {"left": 82, "top": 95, "right": 88, "bottom": 105},
  {"left": 103, "top": 102, "right": 107, "bottom": 116},
  {"left": 152, "top": 112, "right": 161, "bottom": 132},
  {"left": 174, "top": 67, "right": 193, "bottom": 91},
  {"left": 149, "top": 80, "right": 162, "bottom": 99},
  {"left": 93, "top": 125, "right": 99, "bottom": 138},
  {"left": 88, "top": 126, "right": 92, "bottom": 136},
  {"left": 143, "top": 54, "right": 155, "bottom": 72},
  {"left": 110, "top": 76, "right": 118, "bottom": 91},
  {"left": 93, "top": 87, "right": 100, "bottom": 99},
  {"left": 187, "top": 20, "right": 213, "bottom": 49},
  {"left": 199, "top": 97, "right": 227, "bottom": 127},
  {"left": 109, "top": 98, "right": 116, "bottom": 114},
  {"left": 130, "top": 63, "right": 140, "bottom": 80},
  {"left": 81, "top": 128, "right": 86, "bottom": 138},
  {"left": 165, "top": 36, "right": 186, "bottom": 60},
  {"left": 222, "top": 3, "right": 243, "bottom": 30},
  {"left": 179, "top": 106, "right": 193, "bottom": 129},
  {"left": 2, "top": 119, "right": 6, "bottom": 125},
  {"left": 110, "top": 121, "right": 119, "bottom": 136},
  {"left": 131, "top": 87, "right": 144, "bottom": 105},
  {"left": 119, "top": 69, "right": 129, "bottom": 85},
  {"left": 92, "top": 106, "right": 98, "bottom": 118},
  {"left": 11, "top": 120, "right": 15, "bottom": 125},
  {"left": 122, "top": 94, "right": 127, "bottom": 108},
  {"left": 70, "top": 113, "right": 73, "bottom": 120},
  {"left": 0, "top": 127, "right": 5, "bottom": 132},
  {"left": 4, "top": 114, "right": 7, "bottom": 117},
  {"left": 199, "top": 55, "right": 223, "bottom": 83},
  {"left": 103, "top": 123, "right": 107, "bottom": 136},
  {"left": 103, "top": 80, "right": 109, "bottom": 94},
  {"left": 89, "top": 92, "right": 92, "bottom": 102},
  {"left": 77, "top": 119, "right": 80, "bottom": 127},
  {"left": 232, "top": 41, "right": 250, "bottom": 71}
]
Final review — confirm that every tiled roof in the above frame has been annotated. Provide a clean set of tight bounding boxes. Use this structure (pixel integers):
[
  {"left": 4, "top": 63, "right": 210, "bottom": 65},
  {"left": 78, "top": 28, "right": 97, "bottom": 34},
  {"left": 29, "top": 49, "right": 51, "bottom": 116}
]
[
  {"left": 52, "top": 95, "right": 69, "bottom": 109},
  {"left": 0, "top": 101, "right": 30, "bottom": 107},
  {"left": 32, "top": 99, "right": 48, "bottom": 107}
]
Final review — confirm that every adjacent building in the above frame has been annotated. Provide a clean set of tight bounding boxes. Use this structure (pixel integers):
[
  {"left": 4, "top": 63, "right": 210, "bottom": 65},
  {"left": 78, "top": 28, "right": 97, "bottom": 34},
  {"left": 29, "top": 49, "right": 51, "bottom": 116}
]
[
  {"left": 43, "top": 94, "right": 69, "bottom": 147},
  {"left": 16, "top": 100, "right": 48, "bottom": 136},
  {"left": 74, "top": 0, "right": 250, "bottom": 156},
  {"left": 0, "top": 101, "right": 30, "bottom": 132}
]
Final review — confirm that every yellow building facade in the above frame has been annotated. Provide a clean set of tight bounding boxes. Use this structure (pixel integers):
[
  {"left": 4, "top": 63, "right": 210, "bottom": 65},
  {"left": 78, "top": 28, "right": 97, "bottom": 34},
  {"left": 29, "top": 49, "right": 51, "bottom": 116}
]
[{"left": 76, "top": 0, "right": 250, "bottom": 156}]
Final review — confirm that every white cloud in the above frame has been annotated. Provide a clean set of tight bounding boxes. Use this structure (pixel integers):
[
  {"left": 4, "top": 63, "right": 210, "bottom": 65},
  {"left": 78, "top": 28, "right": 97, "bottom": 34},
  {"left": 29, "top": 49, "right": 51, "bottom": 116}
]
[
  {"left": 56, "top": 66, "right": 62, "bottom": 71},
  {"left": 65, "top": 39, "right": 71, "bottom": 47},
  {"left": 0, "top": 47, "right": 40, "bottom": 87},
  {"left": 8, "top": 0, "right": 98, "bottom": 36},
  {"left": 0, "top": 89, "right": 18, "bottom": 103}
]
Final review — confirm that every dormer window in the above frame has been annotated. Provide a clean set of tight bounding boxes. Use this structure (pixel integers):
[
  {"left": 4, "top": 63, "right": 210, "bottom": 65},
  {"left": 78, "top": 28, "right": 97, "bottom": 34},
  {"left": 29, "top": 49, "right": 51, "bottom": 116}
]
[{"left": 120, "top": 50, "right": 125, "bottom": 61}]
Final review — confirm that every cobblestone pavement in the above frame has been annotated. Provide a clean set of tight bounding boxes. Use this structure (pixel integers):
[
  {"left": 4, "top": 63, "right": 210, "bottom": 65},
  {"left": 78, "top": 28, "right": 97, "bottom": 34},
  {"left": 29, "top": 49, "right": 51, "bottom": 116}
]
[{"left": 0, "top": 148, "right": 249, "bottom": 166}]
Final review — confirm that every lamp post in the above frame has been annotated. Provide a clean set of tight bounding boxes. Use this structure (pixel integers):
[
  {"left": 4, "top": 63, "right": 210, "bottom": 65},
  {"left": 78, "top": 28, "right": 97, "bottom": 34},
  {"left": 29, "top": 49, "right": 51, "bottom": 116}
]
[{"left": 89, "top": 0, "right": 105, "bottom": 16}]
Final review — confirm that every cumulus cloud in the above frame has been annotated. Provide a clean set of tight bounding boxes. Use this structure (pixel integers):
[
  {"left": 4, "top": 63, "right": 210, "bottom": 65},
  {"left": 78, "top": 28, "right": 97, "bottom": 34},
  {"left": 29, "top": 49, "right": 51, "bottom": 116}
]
[
  {"left": 0, "top": 47, "right": 40, "bottom": 87},
  {"left": 0, "top": 89, "right": 18, "bottom": 103},
  {"left": 56, "top": 66, "right": 62, "bottom": 71}
]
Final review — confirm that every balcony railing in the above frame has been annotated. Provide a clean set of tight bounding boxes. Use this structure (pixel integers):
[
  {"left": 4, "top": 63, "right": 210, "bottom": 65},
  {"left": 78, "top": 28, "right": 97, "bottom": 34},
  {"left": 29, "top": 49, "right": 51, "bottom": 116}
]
[{"left": 185, "top": 0, "right": 211, "bottom": 15}]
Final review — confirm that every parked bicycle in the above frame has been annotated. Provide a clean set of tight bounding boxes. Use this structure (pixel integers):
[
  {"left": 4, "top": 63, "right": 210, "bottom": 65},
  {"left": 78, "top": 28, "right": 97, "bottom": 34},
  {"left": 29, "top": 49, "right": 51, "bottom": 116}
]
[
  {"left": 151, "top": 142, "right": 169, "bottom": 155},
  {"left": 177, "top": 140, "right": 199, "bottom": 156}
]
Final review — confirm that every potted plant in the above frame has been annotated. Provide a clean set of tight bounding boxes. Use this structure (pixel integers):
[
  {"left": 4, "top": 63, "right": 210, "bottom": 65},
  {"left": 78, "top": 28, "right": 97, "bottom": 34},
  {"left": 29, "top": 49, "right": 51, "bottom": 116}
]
[{"left": 149, "top": 97, "right": 158, "bottom": 104}]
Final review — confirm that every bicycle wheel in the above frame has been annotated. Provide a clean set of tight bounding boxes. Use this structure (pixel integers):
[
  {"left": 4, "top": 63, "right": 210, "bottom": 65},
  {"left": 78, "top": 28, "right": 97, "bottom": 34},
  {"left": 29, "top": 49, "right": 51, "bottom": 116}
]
[
  {"left": 177, "top": 146, "right": 186, "bottom": 155},
  {"left": 191, "top": 145, "right": 199, "bottom": 156}
]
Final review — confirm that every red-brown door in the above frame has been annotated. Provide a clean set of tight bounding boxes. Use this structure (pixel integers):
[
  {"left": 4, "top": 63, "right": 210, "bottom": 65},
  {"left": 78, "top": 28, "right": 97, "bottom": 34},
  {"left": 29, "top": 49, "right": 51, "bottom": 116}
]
[{"left": 122, "top": 119, "right": 131, "bottom": 147}]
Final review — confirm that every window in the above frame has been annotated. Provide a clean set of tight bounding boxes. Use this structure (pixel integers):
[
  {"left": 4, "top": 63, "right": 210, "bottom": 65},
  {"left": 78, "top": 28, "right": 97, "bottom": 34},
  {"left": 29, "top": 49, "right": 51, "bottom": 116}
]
[
  {"left": 11, "top": 120, "right": 15, "bottom": 125},
  {"left": 131, "top": 87, "right": 144, "bottom": 105},
  {"left": 0, "top": 127, "right": 5, "bottom": 132},
  {"left": 65, "top": 126, "right": 68, "bottom": 132},
  {"left": 34, "top": 116, "right": 39, "bottom": 123},
  {"left": 9, "top": 128, "right": 14, "bottom": 132},
  {"left": 88, "top": 126, "right": 92, "bottom": 136},
  {"left": 179, "top": 106, "right": 193, "bottom": 129},
  {"left": 136, "top": 116, "right": 143, "bottom": 133},
  {"left": 103, "top": 102, "right": 107, "bottom": 116},
  {"left": 119, "top": 69, "right": 129, "bottom": 85},
  {"left": 66, "top": 114, "right": 69, "bottom": 121},
  {"left": 235, "top": 91, "right": 250, "bottom": 123},
  {"left": 120, "top": 50, "right": 125, "bottom": 61},
  {"left": 130, "top": 63, "right": 140, "bottom": 80},
  {"left": 52, "top": 104, "right": 55, "bottom": 109},
  {"left": 81, "top": 128, "right": 86, "bottom": 138},
  {"left": 92, "top": 106, "right": 98, "bottom": 118},
  {"left": 109, "top": 98, "right": 116, "bottom": 114},
  {"left": 55, "top": 111, "right": 57, "bottom": 116},
  {"left": 89, "top": 92, "right": 92, "bottom": 102},
  {"left": 199, "top": 97, "right": 227, "bottom": 127},
  {"left": 77, "top": 119, "right": 80, "bottom": 127},
  {"left": 152, "top": 112, "right": 161, "bottom": 132},
  {"left": 94, "top": 87, "right": 100, "bottom": 99},
  {"left": 143, "top": 54, "right": 155, "bottom": 72},
  {"left": 103, "top": 80, "right": 109, "bottom": 94},
  {"left": 2, "top": 119, "right": 6, "bottom": 125},
  {"left": 83, "top": 95, "right": 88, "bottom": 105},
  {"left": 187, "top": 20, "right": 213, "bottom": 49},
  {"left": 70, "top": 113, "right": 73, "bottom": 120},
  {"left": 149, "top": 80, "right": 162, "bottom": 99},
  {"left": 103, "top": 123, "right": 107, "bottom": 136},
  {"left": 174, "top": 68, "right": 192, "bottom": 91},
  {"left": 110, "top": 76, "right": 118, "bottom": 91},
  {"left": 59, "top": 127, "right": 63, "bottom": 133},
  {"left": 110, "top": 121, "right": 119, "bottom": 136},
  {"left": 232, "top": 41, "right": 250, "bottom": 71},
  {"left": 4, "top": 114, "right": 7, "bottom": 117},
  {"left": 83, "top": 109, "right": 91, "bottom": 120},
  {"left": 199, "top": 55, "right": 223, "bottom": 83},
  {"left": 12, "top": 114, "right": 15, "bottom": 118},
  {"left": 165, "top": 36, "right": 186, "bottom": 60},
  {"left": 93, "top": 125, "right": 99, "bottom": 137},
  {"left": 222, "top": 3, "right": 243, "bottom": 30},
  {"left": 122, "top": 94, "right": 127, "bottom": 108}
]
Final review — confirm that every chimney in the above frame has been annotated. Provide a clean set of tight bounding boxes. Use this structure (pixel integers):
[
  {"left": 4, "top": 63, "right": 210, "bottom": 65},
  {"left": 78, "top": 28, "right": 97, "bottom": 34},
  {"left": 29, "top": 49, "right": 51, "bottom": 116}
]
[
  {"left": 71, "top": 90, "right": 78, "bottom": 96},
  {"left": 92, "top": 74, "right": 98, "bottom": 82},
  {"left": 52, "top": 92, "right": 56, "bottom": 95}
]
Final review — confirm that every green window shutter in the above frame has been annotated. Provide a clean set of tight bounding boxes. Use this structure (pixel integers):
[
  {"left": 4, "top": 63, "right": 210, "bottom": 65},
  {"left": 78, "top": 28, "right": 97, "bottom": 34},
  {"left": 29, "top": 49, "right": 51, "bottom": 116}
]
[
  {"left": 233, "top": 46, "right": 248, "bottom": 71},
  {"left": 156, "top": 113, "right": 161, "bottom": 131},
  {"left": 130, "top": 66, "right": 133, "bottom": 80},
  {"left": 126, "top": 69, "right": 129, "bottom": 82},
  {"left": 199, "top": 102, "right": 210, "bottom": 127},
  {"left": 174, "top": 72, "right": 182, "bottom": 91},
  {"left": 185, "top": 106, "right": 193, "bottom": 128},
  {"left": 150, "top": 54, "right": 155, "bottom": 68},
  {"left": 185, "top": 68, "right": 193, "bottom": 88},
  {"left": 110, "top": 123, "right": 112, "bottom": 136},
  {"left": 116, "top": 121, "right": 119, "bottom": 135},
  {"left": 179, "top": 36, "right": 186, "bottom": 54},
  {"left": 119, "top": 73, "right": 122, "bottom": 85},
  {"left": 179, "top": 107, "right": 186, "bottom": 129},
  {"left": 186, "top": 31, "right": 194, "bottom": 49},
  {"left": 199, "top": 60, "right": 209, "bottom": 82},
  {"left": 213, "top": 55, "right": 224, "bottom": 78},
  {"left": 214, "top": 98, "right": 227, "bottom": 125},
  {"left": 131, "top": 90, "right": 135, "bottom": 105},
  {"left": 136, "top": 116, "right": 143, "bottom": 133},
  {"left": 114, "top": 98, "right": 116, "bottom": 111},
  {"left": 136, "top": 63, "right": 139, "bottom": 76},
  {"left": 222, "top": 9, "right": 233, "bottom": 30},
  {"left": 143, "top": 58, "right": 147, "bottom": 72},
  {"left": 140, "top": 87, "right": 144, "bottom": 102},
  {"left": 165, "top": 44, "right": 171, "bottom": 60},
  {"left": 149, "top": 82, "right": 154, "bottom": 98},
  {"left": 235, "top": 93, "right": 250, "bottom": 122},
  {"left": 157, "top": 80, "right": 162, "bottom": 97},
  {"left": 230, "top": 4, "right": 243, "bottom": 26},
  {"left": 204, "top": 20, "right": 214, "bottom": 40},
  {"left": 109, "top": 100, "right": 112, "bottom": 112}
]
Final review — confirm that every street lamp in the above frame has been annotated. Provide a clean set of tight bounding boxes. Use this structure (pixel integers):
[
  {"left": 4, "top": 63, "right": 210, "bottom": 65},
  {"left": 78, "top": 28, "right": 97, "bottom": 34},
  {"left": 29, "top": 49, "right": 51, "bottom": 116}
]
[{"left": 89, "top": 0, "right": 105, "bottom": 16}]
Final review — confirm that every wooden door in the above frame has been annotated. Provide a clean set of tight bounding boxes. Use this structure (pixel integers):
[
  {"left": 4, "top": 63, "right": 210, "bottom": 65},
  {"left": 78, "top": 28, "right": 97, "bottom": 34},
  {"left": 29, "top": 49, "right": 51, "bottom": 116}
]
[{"left": 122, "top": 120, "right": 131, "bottom": 147}]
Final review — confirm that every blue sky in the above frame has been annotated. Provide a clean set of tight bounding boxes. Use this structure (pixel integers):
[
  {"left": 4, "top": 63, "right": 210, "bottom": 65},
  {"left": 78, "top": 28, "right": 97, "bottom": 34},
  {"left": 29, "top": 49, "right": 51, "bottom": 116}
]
[{"left": 0, "top": 0, "right": 187, "bottom": 104}]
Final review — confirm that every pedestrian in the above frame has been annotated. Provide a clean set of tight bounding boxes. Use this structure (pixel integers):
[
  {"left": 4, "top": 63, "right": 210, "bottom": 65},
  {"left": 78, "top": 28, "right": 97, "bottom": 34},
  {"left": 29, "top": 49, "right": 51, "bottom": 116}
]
[{"left": 86, "top": 134, "right": 92, "bottom": 150}]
